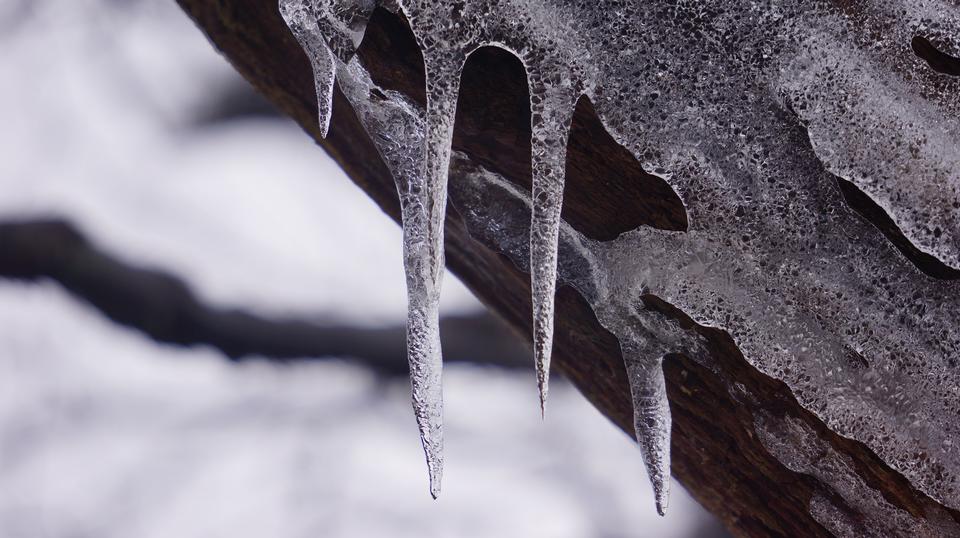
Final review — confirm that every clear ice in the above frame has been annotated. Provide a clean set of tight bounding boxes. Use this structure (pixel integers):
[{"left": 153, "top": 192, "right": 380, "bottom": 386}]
[
  {"left": 279, "top": 0, "right": 336, "bottom": 137},
  {"left": 281, "top": 0, "right": 960, "bottom": 524}
]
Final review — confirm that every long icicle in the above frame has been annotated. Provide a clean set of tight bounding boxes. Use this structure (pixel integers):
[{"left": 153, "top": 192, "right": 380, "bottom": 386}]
[
  {"left": 528, "top": 80, "right": 576, "bottom": 417},
  {"left": 281, "top": 0, "right": 682, "bottom": 513},
  {"left": 279, "top": 0, "right": 336, "bottom": 137},
  {"left": 401, "top": 49, "right": 465, "bottom": 499},
  {"left": 623, "top": 348, "right": 672, "bottom": 516}
]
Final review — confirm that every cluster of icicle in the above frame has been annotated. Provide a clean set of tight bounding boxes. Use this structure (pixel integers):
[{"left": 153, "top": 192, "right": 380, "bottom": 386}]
[
  {"left": 279, "top": 0, "right": 675, "bottom": 513},
  {"left": 280, "top": 0, "right": 960, "bottom": 526}
]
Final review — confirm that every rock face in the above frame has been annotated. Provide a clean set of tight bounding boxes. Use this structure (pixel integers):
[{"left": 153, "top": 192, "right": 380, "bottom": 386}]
[{"left": 176, "top": 0, "right": 960, "bottom": 535}]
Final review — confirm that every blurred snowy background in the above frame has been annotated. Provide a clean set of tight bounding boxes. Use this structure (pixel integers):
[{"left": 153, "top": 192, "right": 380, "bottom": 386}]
[{"left": 0, "top": 1, "right": 728, "bottom": 536}]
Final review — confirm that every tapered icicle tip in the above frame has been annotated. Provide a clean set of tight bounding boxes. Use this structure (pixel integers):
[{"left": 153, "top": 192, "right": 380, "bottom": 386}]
[
  {"left": 653, "top": 480, "right": 670, "bottom": 516},
  {"left": 643, "top": 413, "right": 672, "bottom": 517},
  {"left": 424, "top": 414, "right": 443, "bottom": 500},
  {"left": 277, "top": 0, "right": 335, "bottom": 139},
  {"left": 405, "top": 301, "right": 444, "bottom": 501},
  {"left": 317, "top": 107, "right": 331, "bottom": 139},
  {"left": 638, "top": 414, "right": 671, "bottom": 517},
  {"left": 532, "top": 223, "right": 560, "bottom": 418},
  {"left": 426, "top": 454, "right": 441, "bottom": 499},
  {"left": 624, "top": 355, "right": 673, "bottom": 516},
  {"left": 429, "top": 472, "right": 441, "bottom": 500},
  {"left": 408, "top": 329, "right": 444, "bottom": 502},
  {"left": 535, "top": 338, "right": 550, "bottom": 420},
  {"left": 310, "top": 44, "right": 336, "bottom": 139},
  {"left": 413, "top": 378, "right": 444, "bottom": 501},
  {"left": 420, "top": 413, "right": 443, "bottom": 499}
]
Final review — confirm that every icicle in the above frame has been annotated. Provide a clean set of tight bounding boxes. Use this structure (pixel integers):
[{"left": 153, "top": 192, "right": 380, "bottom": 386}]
[
  {"left": 527, "top": 82, "right": 576, "bottom": 417},
  {"left": 279, "top": 0, "right": 336, "bottom": 137},
  {"left": 399, "top": 50, "right": 466, "bottom": 499},
  {"left": 623, "top": 349, "right": 672, "bottom": 516}
]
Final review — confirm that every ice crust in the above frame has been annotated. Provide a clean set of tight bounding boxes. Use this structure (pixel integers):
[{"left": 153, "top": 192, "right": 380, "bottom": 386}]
[
  {"left": 281, "top": 0, "right": 960, "bottom": 518},
  {"left": 755, "top": 413, "right": 960, "bottom": 536}
]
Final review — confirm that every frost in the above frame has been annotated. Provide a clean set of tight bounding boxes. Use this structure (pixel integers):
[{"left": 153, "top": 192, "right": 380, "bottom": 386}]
[{"left": 281, "top": 0, "right": 960, "bottom": 521}]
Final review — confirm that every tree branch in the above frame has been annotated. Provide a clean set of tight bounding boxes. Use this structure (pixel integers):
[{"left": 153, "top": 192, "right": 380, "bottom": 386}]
[{"left": 0, "top": 219, "right": 529, "bottom": 376}]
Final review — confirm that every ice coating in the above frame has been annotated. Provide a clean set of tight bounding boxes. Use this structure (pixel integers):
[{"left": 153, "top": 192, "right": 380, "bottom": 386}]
[
  {"left": 281, "top": 0, "right": 960, "bottom": 520},
  {"left": 777, "top": 0, "right": 960, "bottom": 270},
  {"left": 755, "top": 413, "right": 960, "bottom": 536}
]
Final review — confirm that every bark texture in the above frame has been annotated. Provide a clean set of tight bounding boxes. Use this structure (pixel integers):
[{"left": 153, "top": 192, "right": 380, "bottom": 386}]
[{"left": 173, "top": 2, "right": 959, "bottom": 535}]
